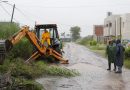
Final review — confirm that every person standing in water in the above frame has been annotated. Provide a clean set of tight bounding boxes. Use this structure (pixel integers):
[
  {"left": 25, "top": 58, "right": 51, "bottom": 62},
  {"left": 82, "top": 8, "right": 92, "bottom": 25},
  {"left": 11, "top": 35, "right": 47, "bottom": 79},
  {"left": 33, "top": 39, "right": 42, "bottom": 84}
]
[
  {"left": 106, "top": 40, "right": 116, "bottom": 71},
  {"left": 115, "top": 39, "right": 125, "bottom": 73}
]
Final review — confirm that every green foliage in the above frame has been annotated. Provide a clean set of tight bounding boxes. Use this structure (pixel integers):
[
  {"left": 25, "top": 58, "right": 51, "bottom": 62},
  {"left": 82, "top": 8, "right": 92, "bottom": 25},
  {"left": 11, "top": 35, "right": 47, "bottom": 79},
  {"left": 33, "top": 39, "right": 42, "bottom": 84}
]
[
  {"left": 11, "top": 78, "right": 43, "bottom": 90},
  {"left": 46, "top": 66, "right": 80, "bottom": 77},
  {"left": 0, "top": 58, "right": 43, "bottom": 89},
  {"left": 78, "top": 37, "right": 90, "bottom": 46},
  {"left": 0, "top": 22, "right": 20, "bottom": 39},
  {"left": 70, "top": 26, "right": 81, "bottom": 41},
  {"left": 90, "top": 44, "right": 106, "bottom": 50},
  {"left": 0, "top": 59, "right": 79, "bottom": 89},
  {"left": 7, "top": 38, "right": 33, "bottom": 59},
  {"left": 0, "top": 58, "right": 79, "bottom": 78},
  {"left": 124, "top": 59, "right": 130, "bottom": 69},
  {"left": 125, "top": 47, "right": 130, "bottom": 59},
  {"left": 0, "top": 22, "right": 33, "bottom": 59},
  {"left": 89, "top": 40, "right": 97, "bottom": 46}
]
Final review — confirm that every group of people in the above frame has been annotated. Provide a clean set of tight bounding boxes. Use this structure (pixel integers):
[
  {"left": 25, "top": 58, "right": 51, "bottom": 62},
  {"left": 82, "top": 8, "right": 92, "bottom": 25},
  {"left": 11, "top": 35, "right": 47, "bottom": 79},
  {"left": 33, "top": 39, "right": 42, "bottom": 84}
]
[{"left": 106, "top": 39, "right": 125, "bottom": 73}]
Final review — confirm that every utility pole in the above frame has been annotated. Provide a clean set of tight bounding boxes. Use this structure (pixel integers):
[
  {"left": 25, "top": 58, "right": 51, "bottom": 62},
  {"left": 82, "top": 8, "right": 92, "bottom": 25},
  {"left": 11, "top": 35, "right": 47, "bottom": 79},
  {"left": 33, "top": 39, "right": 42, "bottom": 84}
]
[{"left": 11, "top": 4, "right": 15, "bottom": 23}]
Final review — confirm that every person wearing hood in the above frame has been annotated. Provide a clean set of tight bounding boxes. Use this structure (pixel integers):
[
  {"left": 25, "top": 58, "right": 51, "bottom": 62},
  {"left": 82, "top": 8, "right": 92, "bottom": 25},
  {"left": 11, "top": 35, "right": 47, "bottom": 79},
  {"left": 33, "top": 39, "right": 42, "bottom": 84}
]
[
  {"left": 115, "top": 39, "right": 125, "bottom": 73},
  {"left": 106, "top": 40, "right": 116, "bottom": 71}
]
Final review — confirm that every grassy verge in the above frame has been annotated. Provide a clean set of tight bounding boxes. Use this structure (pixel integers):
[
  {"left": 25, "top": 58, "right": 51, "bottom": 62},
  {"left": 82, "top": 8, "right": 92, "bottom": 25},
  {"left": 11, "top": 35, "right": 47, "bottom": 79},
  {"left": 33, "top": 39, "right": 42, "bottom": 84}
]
[
  {"left": 124, "top": 59, "right": 130, "bottom": 69},
  {"left": 78, "top": 39, "right": 130, "bottom": 69},
  {"left": 81, "top": 43, "right": 106, "bottom": 58},
  {"left": 0, "top": 22, "right": 79, "bottom": 89},
  {"left": 92, "top": 50, "right": 106, "bottom": 58},
  {"left": 0, "top": 58, "right": 79, "bottom": 89}
]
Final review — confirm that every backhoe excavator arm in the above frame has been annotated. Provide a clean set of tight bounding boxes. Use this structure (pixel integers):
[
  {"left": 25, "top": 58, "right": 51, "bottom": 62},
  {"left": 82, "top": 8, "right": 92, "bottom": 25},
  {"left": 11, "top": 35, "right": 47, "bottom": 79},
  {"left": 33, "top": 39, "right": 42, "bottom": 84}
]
[{"left": 5, "top": 26, "right": 68, "bottom": 64}]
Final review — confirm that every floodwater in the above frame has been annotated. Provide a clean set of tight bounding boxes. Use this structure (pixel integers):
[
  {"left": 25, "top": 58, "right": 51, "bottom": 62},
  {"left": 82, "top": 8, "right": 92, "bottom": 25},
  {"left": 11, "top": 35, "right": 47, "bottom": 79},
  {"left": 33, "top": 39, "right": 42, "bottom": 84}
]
[{"left": 36, "top": 43, "right": 130, "bottom": 90}]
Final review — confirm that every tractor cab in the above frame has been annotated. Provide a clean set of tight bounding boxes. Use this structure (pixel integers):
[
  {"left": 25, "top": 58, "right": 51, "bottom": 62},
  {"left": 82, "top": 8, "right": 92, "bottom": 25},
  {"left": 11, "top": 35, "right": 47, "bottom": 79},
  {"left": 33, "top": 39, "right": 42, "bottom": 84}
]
[
  {"left": 35, "top": 24, "right": 60, "bottom": 46},
  {"left": 35, "top": 24, "right": 62, "bottom": 54}
]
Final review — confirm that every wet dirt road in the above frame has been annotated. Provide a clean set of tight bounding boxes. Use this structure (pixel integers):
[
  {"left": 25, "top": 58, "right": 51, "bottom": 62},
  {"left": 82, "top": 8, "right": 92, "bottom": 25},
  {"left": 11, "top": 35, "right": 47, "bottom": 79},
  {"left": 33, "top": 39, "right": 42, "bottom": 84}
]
[{"left": 36, "top": 43, "right": 130, "bottom": 90}]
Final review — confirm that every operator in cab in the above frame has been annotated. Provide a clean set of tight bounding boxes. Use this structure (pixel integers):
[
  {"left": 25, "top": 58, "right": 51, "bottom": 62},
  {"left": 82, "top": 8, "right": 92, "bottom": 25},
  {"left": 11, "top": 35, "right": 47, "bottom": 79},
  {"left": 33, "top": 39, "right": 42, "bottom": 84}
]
[{"left": 41, "top": 29, "right": 51, "bottom": 47}]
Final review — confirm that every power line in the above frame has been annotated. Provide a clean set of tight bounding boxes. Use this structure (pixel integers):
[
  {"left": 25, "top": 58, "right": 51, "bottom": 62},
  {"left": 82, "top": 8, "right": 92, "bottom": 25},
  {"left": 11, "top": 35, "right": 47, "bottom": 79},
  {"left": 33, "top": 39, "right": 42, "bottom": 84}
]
[
  {"left": 0, "top": 1, "right": 98, "bottom": 28},
  {"left": 0, "top": 2, "right": 34, "bottom": 25},
  {"left": 0, "top": 4, "right": 11, "bottom": 16},
  {"left": 0, "top": 4, "right": 20, "bottom": 23},
  {"left": 18, "top": 4, "right": 130, "bottom": 9},
  {"left": 15, "top": 7, "right": 35, "bottom": 22}
]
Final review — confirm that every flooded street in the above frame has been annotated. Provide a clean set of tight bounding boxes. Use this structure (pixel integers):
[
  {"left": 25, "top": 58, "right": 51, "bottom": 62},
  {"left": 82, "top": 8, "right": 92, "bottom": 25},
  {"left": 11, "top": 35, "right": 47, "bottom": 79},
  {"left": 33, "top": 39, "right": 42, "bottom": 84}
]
[{"left": 36, "top": 43, "right": 130, "bottom": 90}]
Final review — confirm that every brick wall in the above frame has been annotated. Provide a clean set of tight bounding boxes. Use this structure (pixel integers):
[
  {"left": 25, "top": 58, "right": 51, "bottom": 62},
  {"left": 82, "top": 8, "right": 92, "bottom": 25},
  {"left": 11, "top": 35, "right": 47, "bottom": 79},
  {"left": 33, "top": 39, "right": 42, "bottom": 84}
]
[{"left": 94, "top": 25, "right": 104, "bottom": 36}]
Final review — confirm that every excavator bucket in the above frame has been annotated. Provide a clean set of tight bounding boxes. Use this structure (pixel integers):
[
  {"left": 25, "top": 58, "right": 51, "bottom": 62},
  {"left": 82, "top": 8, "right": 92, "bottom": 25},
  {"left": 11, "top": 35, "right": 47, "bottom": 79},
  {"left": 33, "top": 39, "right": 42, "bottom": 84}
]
[
  {"left": 0, "top": 40, "right": 6, "bottom": 64},
  {"left": 0, "top": 40, "right": 13, "bottom": 64}
]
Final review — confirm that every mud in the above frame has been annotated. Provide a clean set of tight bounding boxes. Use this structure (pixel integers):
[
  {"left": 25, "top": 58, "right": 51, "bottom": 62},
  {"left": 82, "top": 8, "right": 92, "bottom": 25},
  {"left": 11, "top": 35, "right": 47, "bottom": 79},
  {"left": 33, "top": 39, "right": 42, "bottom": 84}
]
[{"left": 36, "top": 43, "right": 130, "bottom": 90}]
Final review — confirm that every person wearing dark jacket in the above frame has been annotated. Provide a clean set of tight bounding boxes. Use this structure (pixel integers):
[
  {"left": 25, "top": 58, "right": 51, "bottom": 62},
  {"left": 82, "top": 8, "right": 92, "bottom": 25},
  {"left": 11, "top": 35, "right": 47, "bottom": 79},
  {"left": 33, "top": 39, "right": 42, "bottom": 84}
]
[{"left": 115, "top": 39, "right": 125, "bottom": 73}]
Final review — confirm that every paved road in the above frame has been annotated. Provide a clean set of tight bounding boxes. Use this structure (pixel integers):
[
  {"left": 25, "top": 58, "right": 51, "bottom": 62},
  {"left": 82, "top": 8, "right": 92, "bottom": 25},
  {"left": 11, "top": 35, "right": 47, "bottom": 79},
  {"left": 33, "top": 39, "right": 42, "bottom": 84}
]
[{"left": 36, "top": 43, "right": 130, "bottom": 90}]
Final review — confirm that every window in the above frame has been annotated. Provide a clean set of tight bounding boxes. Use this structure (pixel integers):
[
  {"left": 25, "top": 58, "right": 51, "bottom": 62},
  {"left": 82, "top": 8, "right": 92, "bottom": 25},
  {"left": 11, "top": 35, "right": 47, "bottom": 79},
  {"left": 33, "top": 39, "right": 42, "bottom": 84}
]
[
  {"left": 109, "top": 23, "right": 112, "bottom": 27},
  {"left": 106, "top": 24, "right": 108, "bottom": 27},
  {"left": 49, "top": 29, "right": 53, "bottom": 38}
]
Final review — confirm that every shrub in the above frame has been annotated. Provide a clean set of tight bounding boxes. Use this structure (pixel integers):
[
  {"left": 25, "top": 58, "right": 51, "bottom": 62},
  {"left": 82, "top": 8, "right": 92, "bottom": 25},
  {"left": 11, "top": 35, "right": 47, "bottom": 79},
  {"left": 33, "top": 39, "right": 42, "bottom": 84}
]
[
  {"left": 0, "top": 22, "right": 20, "bottom": 39},
  {"left": 89, "top": 40, "right": 97, "bottom": 46},
  {"left": 124, "top": 59, "right": 130, "bottom": 69},
  {"left": 125, "top": 46, "right": 130, "bottom": 59},
  {"left": 78, "top": 37, "right": 92, "bottom": 46},
  {"left": 78, "top": 37, "right": 87, "bottom": 45},
  {"left": 7, "top": 38, "right": 33, "bottom": 59},
  {"left": 0, "top": 22, "right": 33, "bottom": 59}
]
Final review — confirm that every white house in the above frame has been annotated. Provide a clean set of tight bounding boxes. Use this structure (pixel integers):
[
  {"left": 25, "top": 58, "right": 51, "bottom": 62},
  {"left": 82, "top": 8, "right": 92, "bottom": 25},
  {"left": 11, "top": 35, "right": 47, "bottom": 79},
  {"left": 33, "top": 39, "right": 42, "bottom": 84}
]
[
  {"left": 104, "top": 12, "right": 120, "bottom": 43},
  {"left": 121, "top": 13, "right": 130, "bottom": 40},
  {"left": 104, "top": 12, "right": 130, "bottom": 43}
]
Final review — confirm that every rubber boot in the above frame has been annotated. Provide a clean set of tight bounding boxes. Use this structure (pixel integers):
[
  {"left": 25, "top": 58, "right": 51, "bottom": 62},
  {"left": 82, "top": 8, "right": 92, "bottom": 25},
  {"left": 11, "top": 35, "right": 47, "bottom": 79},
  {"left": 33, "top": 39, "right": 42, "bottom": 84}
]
[
  {"left": 107, "top": 62, "right": 111, "bottom": 71},
  {"left": 113, "top": 63, "right": 116, "bottom": 71},
  {"left": 115, "top": 66, "right": 122, "bottom": 73}
]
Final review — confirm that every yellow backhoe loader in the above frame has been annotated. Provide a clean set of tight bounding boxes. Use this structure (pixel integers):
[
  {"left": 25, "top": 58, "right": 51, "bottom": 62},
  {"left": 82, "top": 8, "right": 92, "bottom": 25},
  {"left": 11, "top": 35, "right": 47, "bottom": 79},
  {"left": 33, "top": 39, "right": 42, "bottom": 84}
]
[{"left": 0, "top": 25, "right": 68, "bottom": 64}]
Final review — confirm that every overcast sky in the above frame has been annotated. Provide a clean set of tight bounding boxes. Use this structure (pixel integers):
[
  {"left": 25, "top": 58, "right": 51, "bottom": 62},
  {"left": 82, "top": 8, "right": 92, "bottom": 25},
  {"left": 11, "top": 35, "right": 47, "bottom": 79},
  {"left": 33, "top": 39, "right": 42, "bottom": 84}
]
[{"left": 0, "top": 0, "right": 130, "bottom": 36}]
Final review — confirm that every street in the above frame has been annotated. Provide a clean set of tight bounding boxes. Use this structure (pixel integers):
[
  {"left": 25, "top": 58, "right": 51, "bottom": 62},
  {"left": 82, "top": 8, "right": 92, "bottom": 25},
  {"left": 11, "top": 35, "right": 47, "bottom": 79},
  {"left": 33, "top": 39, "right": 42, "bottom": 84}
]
[{"left": 36, "top": 43, "right": 130, "bottom": 90}]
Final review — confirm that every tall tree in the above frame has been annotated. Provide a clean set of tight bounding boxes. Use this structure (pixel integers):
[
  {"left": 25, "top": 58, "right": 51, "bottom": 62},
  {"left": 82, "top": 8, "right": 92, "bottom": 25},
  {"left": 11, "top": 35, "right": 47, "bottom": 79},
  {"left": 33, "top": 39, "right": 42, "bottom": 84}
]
[{"left": 70, "top": 26, "right": 81, "bottom": 41}]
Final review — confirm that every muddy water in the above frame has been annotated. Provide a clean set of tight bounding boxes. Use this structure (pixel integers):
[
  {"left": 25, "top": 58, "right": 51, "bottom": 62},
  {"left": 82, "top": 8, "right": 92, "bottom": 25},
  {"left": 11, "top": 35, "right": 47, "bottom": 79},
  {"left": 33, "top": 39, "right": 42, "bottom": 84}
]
[{"left": 36, "top": 43, "right": 130, "bottom": 90}]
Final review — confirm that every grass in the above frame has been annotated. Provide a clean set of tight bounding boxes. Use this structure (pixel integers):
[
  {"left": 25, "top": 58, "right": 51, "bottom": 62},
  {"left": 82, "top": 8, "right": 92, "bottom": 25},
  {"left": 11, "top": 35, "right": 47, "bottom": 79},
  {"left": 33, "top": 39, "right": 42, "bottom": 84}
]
[
  {"left": 0, "top": 58, "right": 79, "bottom": 78},
  {"left": 124, "top": 59, "right": 130, "bottom": 69},
  {"left": 78, "top": 38, "right": 130, "bottom": 69},
  {"left": 11, "top": 78, "right": 43, "bottom": 90},
  {"left": 82, "top": 44, "right": 106, "bottom": 58},
  {"left": 92, "top": 50, "right": 106, "bottom": 58},
  {"left": 0, "top": 22, "right": 19, "bottom": 39},
  {"left": 0, "top": 22, "right": 79, "bottom": 89},
  {"left": 7, "top": 38, "right": 33, "bottom": 59},
  {"left": 46, "top": 65, "right": 79, "bottom": 77},
  {"left": 0, "top": 58, "right": 79, "bottom": 89},
  {"left": 91, "top": 47, "right": 130, "bottom": 69}
]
